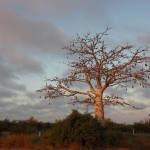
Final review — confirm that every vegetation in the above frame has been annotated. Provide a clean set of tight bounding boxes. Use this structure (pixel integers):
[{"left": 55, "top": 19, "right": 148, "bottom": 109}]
[
  {"left": 46, "top": 110, "right": 104, "bottom": 148},
  {"left": 0, "top": 117, "right": 52, "bottom": 134},
  {"left": 0, "top": 110, "right": 150, "bottom": 149}
]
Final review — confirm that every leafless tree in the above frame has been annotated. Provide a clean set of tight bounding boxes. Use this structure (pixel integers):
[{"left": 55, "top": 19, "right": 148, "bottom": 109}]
[{"left": 37, "top": 28, "right": 150, "bottom": 123}]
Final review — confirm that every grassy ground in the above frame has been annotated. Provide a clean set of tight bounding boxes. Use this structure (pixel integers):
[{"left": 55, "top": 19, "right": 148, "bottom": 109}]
[{"left": 0, "top": 133, "right": 150, "bottom": 150}]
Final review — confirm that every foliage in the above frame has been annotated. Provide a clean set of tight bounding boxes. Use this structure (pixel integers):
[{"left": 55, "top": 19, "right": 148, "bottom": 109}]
[
  {"left": 47, "top": 110, "right": 103, "bottom": 148},
  {"left": 134, "top": 119, "right": 150, "bottom": 133},
  {"left": 0, "top": 117, "right": 52, "bottom": 134},
  {"left": 0, "top": 113, "right": 150, "bottom": 149},
  {"left": 105, "top": 121, "right": 133, "bottom": 133}
]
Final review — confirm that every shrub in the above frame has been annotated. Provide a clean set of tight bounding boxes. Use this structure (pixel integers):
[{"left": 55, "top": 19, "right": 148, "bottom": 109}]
[
  {"left": 104, "top": 130, "right": 124, "bottom": 147},
  {"left": 47, "top": 110, "right": 103, "bottom": 148}
]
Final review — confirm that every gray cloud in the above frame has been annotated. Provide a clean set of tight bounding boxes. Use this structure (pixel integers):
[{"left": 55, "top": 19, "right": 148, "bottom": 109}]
[
  {"left": 0, "top": 61, "right": 26, "bottom": 91},
  {"left": 0, "top": 0, "right": 68, "bottom": 102},
  {"left": 0, "top": 48, "right": 44, "bottom": 75},
  {"left": 105, "top": 86, "right": 127, "bottom": 97},
  {"left": 0, "top": 4, "right": 68, "bottom": 54},
  {"left": 135, "top": 33, "right": 150, "bottom": 51},
  {"left": 106, "top": 105, "right": 150, "bottom": 124},
  {"left": 8, "top": 0, "right": 119, "bottom": 16},
  {"left": 0, "top": 100, "right": 17, "bottom": 108},
  {"left": 25, "top": 91, "right": 39, "bottom": 101},
  {"left": 0, "top": 48, "right": 43, "bottom": 95},
  {"left": 128, "top": 99, "right": 148, "bottom": 109},
  {"left": 1, "top": 0, "right": 120, "bottom": 33},
  {"left": 0, "top": 89, "right": 17, "bottom": 99},
  {"left": 131, "top": 87, "right": 150, "bottom": 100},
  {"left": 0, "top": 97, "right": 70, "bottom": 122},
  {"left": 0, "top": 1, "right": 70, "bottom": 123}
]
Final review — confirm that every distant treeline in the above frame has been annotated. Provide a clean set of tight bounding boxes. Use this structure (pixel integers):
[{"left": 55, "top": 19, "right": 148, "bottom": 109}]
[
  {"left": 0, "top": 113, "right": 150, "bottom": 135},
  {"left": 0, "top": 117, "right": 52, "bottom": 134},
  {"left": 105, "top": 118, "right": 150, "bottom": 134}
]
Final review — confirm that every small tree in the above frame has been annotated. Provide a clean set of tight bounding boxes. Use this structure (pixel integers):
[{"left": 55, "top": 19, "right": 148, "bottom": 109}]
[
  {"left": 48, "top": 110, "right": 103, "bottom": 148},
  {"left": 38, "top": 28, "right": 150, "bottom": 123}
]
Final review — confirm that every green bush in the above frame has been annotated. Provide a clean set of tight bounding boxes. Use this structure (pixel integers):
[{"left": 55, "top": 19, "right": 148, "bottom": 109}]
[
  {"left": 104, "top": 130, "right": 124, "bottom": 147},
  {"left": 47, "top": 110, "right": 103, "bottom": 148}
]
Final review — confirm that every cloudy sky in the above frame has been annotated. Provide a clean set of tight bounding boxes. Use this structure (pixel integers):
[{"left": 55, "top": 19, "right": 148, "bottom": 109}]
[{"left": 0, "top": 0, "right": 150, "bottom": 124}]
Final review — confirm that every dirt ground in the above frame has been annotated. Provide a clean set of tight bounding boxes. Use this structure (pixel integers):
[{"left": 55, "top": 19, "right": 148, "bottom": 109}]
[{"left": 0, "top": 148, "right": 130, "bottom": 150}]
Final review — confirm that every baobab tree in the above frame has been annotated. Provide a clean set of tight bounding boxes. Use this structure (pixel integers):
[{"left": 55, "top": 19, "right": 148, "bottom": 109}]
[{"left": 38, "top": 28, "right": 150, "bottom": 123}]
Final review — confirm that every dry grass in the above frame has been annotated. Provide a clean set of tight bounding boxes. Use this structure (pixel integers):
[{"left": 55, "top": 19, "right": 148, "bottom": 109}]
[
  {"left": 0, "top": 134, "right": 33, "bottom": 149},
  {"left": 0, "top": 133, "right": 54, "bottom": 150},
  {"left": 0, "top": 133, "right": 149, "bottom": 150}
]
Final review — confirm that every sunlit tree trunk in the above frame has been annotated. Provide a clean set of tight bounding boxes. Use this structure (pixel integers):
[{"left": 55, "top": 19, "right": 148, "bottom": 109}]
[{"left": 94, "top": 92, "right": 104, "bottom": 122}]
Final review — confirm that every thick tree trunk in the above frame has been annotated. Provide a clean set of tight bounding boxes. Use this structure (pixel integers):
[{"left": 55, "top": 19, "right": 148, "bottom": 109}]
[
  {"left": 94, "top": 93, "right": 105, "bottom": 149},
  {"left": 94, "top": 93, "right": 104, "bottom": 122}
]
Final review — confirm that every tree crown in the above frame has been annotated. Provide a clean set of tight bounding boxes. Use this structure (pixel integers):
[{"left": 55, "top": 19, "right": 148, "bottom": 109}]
[{"left": 38, "top": 28, "right": 150, "bottom": 108}]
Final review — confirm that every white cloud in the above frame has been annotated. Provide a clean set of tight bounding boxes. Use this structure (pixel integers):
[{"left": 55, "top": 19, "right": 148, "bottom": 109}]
[{"left": 106, "top": 106, "right": 150, "bottom": 124}]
